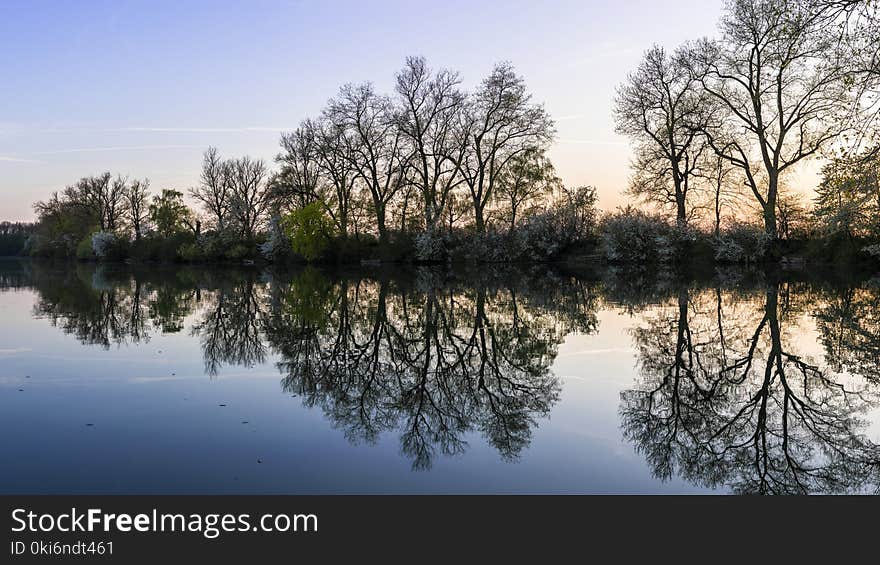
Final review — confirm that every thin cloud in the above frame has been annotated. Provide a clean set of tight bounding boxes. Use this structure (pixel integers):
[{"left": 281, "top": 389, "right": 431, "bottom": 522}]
[
  {"left": 117, "top": 126, "right": 292, "bottom": 133},
  {"left": 1, "top": 125, "right": 293, "bottom": 135},
  {"left": 32, "top": 144, "right": 204, "bottom": 155},
  {"left": 0, "top": 155, "right": 42, "bottom": 164}
]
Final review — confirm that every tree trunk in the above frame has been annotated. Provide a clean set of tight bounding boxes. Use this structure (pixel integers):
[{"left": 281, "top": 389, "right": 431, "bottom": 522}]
[
  {"left": 473, "top": 202, "right": 486, "bottom": 233},
  {"left": 764, "top": 173, "right": 779, "bottom": 240},
  {"left": 376, "top": 205, "right": 388, "bottom": 245},
  {"left": 676, "top": 197, "right": 687, "bottom": 229},
  {"left": 673, "top": 170, "right": 687, "bottom": 228},
  {"left": 424, "top": 201, "right": 435, "bottom": 233}
]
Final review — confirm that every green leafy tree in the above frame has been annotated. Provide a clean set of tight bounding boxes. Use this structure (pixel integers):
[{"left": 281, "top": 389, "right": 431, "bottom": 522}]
[
  {"left": 149, "top": 189, "right": 194, "bottom": 237},
  {"left": 281, "top": 201, "right": 332, "bottom": 261},
  {"left": 495, "top": 147, "right": 560, "bottom": 233}
]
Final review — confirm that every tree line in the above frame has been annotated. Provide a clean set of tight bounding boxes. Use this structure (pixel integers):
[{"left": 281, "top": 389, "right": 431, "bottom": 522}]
[
  {"left": 10, "top": 0, "right": 880, "bottom": 267},
  {"left": 24, "top": 57, "right": 598, "bottom": 264},
  {"left": 613, "top": 0, "right": 880, "bottom": 261}
]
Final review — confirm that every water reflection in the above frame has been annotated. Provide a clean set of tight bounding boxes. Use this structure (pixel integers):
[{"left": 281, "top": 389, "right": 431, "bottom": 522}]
[
  {"left": 3, "top": 260, "right": 879, "bottom": 490},
  {"left": 10, "top": 261, "right": 597, "bottom": 470},
  {"left": 620, "top": 280, "right": 880, "bottom": 494}
]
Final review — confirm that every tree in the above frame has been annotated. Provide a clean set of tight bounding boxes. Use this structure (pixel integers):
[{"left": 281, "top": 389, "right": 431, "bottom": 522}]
[
  {"left": 274, "top": 123, "right": 322, "bottom": 212},
  {"left": 495, "top": 147, "right": 559, "bottom": 233},
  {"left": 454, "top": 63, "right": 555, "bottom": 232},
  {"left": 775, "top": 188, "right": 812, "bottom": 240},
  {"left": 0, "top": 222, "right": 35, "bottom": 256},
  {"left": 701, "top": 154, "right": 743, "bottom": 237},
  {"left": 815, "top": 145, "right": 880, "bottom": 238},
  {"left": 281, "top": 201, "right": 333, "bottom": 261},
  {"left": 555, "top": 184, "right": 599, "bottom": 242},
  {"left": 689, "top": 0, "right": 863, "bottom": 243},
  {"left": 615, "top": 45, "right": 709, "bottom": 227},
  {"left": 326, "top": 83, "right": 405, "bottom": 244},
  {"left": 312, "top": 118, "right": 360, "bottom": 236},
  {"left": 149, "top": 189, "right": 193, "bottom": 237},
  {"left": 125, "top": 178, "right": 151, "bottom": 241},
  {"left": 826, "top": 0, "right": 880, "bottom": 145},
  {"left": 394, "top": 56, "right": 466, "bottom": 234},
  {"left": 33, "top": 190, "right": 98, "bottom": 252},
  {"left": 74, "top": 173, "right": 127, "bottom": 232},
  {"left": 190, "top": 147, "right": 232, "bottom": 231},
  {"left": 227, "top": 156, "right": 270, "bottom": 242},
  {"left": 31, "top": 172, "right": 137, "bottom": 256},
  {"left": 63, "top": 172, "right": 126, "bottom": 232},
  {"left": 103, "top": 175, "right": 129, "bottom": 233}
]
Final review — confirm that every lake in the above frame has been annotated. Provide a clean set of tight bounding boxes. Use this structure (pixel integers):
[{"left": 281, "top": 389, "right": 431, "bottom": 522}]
[{"left": 1, "top": 259, "right": 879, "bottom": 494}]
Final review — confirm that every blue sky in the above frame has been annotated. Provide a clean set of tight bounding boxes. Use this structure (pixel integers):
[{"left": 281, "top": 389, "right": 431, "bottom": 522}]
[{"left": 1, "top": 0, "right": 725, "bottom": 221}]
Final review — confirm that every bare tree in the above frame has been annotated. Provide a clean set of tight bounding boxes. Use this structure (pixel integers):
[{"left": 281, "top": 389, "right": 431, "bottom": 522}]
[
  {"left": 615, "top": 45, "right": 709, "bottom": 228},
  {"left": 125, "top": 178, "right": 151, "bottom": 241},
  {"left": 63, "top": 172, "right": 128, "bottom": 233},
  {"left": 688, "top": 0, "right": 863, "bottom": 243},
  {"left": 104, "top": 175, "right": 129, "bottom": 232},
  {"left": 326, "top": 83, "right": 406, "bottom": 244},
  {"left": 312, "top": 118, "right": 360, "bottom": 236},
  {"left": 454, "top": 63, "right": 555, "bottom": 233},
  {"left": 227, "top": 156, "right": 270, "bottom": 242},
  {"left": 701, "top": 154, "right": 744, "bottom": 237},
  {"left": 190, "top": 147, "right": 232, "bottom": 231},
  {"left": 394, "top": 56, "right": 466, "bottom": 234},
  {"left": 275, "top": 123, "right": 322, "bottom": 212}
]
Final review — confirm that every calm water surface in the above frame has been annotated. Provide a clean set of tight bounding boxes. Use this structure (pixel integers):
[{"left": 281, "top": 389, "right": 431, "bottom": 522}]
[{"left": 1, "top": 259, "right": 879, "bottom": 494}]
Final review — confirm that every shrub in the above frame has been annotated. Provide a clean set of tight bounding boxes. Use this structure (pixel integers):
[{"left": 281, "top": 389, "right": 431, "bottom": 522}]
[
  {"left": 600, "top": 207, "right": 675, "bottom": 264},
  {"left": 225, "top": 244, "right": 250, "bottom": 261},
  {"left": 259, "top": 215, "right": 293, "bottom": 262},
  {"left": 514, "top": 213, "right": 567, "bottom": 260},
  {"left": 195, "top": 230, "right": 236, "bottom": 262},
  {"left": 76, "top": 234, "right": 95, "bottom": 260},
  {"left": 90, "top": 231, "right": 117, "bottom": 259},
  {"left": 177, "top": 242, "right": 204, "bottom": 262},
  {"left": 511, "top": 185, "right": 600, "bottom": 261},
  {"left": 414, "top": 230, "right": 448, "bottom": 262},
  {"left": 714, "top": 222, "right": 770, "bottom": 263}
]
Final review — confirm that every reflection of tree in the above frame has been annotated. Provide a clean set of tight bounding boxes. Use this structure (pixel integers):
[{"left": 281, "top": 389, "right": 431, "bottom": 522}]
[
  {"left": 265, "top": 269, "right": 583, "bottom": 469},
  {"left": 30, "top": 264, "right": 153, "bottom": 348},
  {"left": 814, "top": 285, "right": 880, "bottom": 384},
  {"left": 0, "top": 259, "right": 33, "bottom": 290},
  {"left": 622, "top": 283, "right": 880, "bottom": 494},
  {"left": 12, "top": 260, "right": 880, "bottom": 482},
  {"left": 192, "top": 273, "right": 268, "bottom": 375}
]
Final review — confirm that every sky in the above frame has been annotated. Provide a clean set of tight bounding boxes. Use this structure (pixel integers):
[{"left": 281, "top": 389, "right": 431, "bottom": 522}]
[{"left": 1, "top": 0, "right": 729, "bottom": 222}]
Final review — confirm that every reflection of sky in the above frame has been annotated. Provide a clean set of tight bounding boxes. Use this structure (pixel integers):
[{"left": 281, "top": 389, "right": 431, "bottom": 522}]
[{"left": 1, "top": 0, "right": 728, "bottom": 222}]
